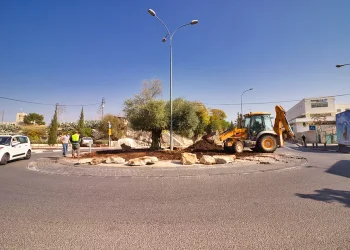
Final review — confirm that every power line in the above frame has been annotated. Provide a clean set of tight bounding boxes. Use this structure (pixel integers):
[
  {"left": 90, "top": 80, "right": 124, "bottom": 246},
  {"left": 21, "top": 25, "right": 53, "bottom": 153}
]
[
  {"left": 0, "top": 96, "right": 100, "bottom": 107},
  {"left": 202, "top": 99, "right": 300, "bottom": 106},
  {"left": 2, "top": 93, "right": 348, "bottom": 107},
  {"left": 201, "top": 93, "right": 350, "bottom": 106}
]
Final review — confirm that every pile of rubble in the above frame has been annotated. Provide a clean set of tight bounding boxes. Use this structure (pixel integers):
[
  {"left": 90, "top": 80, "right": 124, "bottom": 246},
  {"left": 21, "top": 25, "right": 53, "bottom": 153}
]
[{"left": 184, "top": 139, "right": 223, "bottom": 152}]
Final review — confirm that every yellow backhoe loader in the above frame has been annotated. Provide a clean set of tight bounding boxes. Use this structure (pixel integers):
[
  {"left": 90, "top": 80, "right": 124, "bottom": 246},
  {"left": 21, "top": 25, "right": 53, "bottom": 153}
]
[{"left": 218, "top": 105, "right": 294, "bottom": 153}]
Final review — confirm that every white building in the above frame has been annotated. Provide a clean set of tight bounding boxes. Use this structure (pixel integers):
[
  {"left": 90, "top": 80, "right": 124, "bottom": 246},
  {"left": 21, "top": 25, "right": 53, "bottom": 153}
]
[
  {"left": 15, "top": 112, "right": 27, "bottom": 125},
  {"left": 286, "top": 96, "right": 350, "bottom": 134}
]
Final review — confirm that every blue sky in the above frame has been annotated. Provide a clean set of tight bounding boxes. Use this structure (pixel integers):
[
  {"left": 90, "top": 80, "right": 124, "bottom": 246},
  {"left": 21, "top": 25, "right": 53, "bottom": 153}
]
[{"left": 1, "top": 0, "right": 350, "bottom": 124}]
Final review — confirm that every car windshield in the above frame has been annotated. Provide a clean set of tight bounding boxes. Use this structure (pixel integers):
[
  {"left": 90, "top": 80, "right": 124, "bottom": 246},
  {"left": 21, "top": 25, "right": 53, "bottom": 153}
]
[
  {"left": 0, "top": 136, "right": 11, "bottom": 146},
  {"left": 84, "top": 137, "right": 92, "bottom": 140}
]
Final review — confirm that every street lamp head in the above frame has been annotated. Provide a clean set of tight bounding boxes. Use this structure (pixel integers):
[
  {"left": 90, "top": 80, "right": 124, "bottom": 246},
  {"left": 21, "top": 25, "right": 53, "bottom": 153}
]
[
  {"left": 336, "top": 64, "right": 344, "bottom": 68},
  {"left": 162, "top": 37, "right": 167, "bottom": 42},
  {"left": 190, "top": 20, "right": 199, "bottom": 25},
  {"left": 148, "top": 9, "right": 156, "bottom": 16},
  {"left": 249, "top": 88, "right": 253, "bottom": 90}
]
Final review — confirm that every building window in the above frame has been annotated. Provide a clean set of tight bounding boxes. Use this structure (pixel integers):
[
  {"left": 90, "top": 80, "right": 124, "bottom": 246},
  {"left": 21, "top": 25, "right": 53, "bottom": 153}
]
[{"left": 337, "top": 109, "right": 341, "bottom": 112}]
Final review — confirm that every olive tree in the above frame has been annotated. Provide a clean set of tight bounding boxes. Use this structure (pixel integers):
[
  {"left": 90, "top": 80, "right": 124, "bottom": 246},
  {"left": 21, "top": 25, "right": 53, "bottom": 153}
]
[
  {"left": 124, "top": 79, "right": 202, "bottom": 149},
  {"left": 165, "top": 98, "right": 199, "bottom": 138},
  {"left": 123, "top": 79, "right": 165, "bottom": 149}
]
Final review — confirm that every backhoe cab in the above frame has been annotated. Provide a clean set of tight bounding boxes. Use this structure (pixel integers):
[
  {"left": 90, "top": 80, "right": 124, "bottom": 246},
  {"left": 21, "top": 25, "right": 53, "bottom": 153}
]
[{"left": 219, "top": 105, "right": 294, "bottom": 153}]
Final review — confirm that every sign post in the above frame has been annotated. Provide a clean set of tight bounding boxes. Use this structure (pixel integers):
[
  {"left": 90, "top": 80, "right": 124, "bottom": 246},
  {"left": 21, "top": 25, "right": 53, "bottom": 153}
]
[
  {"left": 108, "top": 121, "right": 111, "bottom": 147},
  {"left": 88, "top": 140, "right": 92, "bottom": 153}
]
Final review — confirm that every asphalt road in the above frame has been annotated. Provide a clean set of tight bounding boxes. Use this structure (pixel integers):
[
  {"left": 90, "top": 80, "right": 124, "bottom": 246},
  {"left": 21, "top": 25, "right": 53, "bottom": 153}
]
[{"left": 0, "top": 144, "right": 349, "bottom": 249}]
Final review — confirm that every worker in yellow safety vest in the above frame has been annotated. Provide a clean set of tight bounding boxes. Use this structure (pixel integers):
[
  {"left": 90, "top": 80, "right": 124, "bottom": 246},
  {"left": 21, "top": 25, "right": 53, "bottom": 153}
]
[{"left": 70, "top": 131, "right": 82, "bottom": 158}]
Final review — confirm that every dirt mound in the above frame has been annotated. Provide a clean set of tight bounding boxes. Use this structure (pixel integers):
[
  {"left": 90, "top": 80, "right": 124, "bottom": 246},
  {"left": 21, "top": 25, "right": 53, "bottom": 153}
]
[
  {"left": 83, "top": 148, "right": 182, "bottom": 161},
  {"left": 184, "top": 139, "right": 223, "bottom": 152},
  {"left": 79, "top": 139, "right": 266, "bottom": 162}
]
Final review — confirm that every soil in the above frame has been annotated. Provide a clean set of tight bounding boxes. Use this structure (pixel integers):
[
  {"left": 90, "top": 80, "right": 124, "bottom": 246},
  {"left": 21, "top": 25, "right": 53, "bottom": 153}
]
[{"left": 81, "top": 140, "right": 263, "bottom": 161}]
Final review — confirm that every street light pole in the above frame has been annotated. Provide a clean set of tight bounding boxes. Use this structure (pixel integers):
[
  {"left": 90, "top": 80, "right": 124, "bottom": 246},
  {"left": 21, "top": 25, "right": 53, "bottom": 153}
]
[
  {"left": 240, "top": 88, "right": 253, "bottom": 128},
  {"left": 241, "top": 88, "right": 253, "bottom": 115},
  {"left": 169, "top": 36, "right": 173, "bottom": 150},
  {"left": 336, "top": 63, "right": 350, "bottom": 68},
  {"left": 148, "top": 9, "right": 198, "bottom": 150}
]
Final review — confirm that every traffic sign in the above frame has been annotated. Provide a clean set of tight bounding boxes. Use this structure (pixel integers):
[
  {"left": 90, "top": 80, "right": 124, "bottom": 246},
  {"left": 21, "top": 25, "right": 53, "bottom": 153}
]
[{"left": 309, "top": 125, "right": 316, "bottom": 131}]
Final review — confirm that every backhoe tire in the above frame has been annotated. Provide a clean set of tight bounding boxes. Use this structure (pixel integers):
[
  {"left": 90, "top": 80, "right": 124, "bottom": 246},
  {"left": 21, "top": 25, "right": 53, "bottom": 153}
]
[
  {"left": 251, "top": 147, "right": 260, "bottom": 153},
  {"left": 224, "top": 145, "right": 230, "bottom": 152},
  {"left": 257, "top": 135, "right": 277, "bottom": 153},
  {"left": 232, "top": 141, "right": 244, "bottom": 154}
]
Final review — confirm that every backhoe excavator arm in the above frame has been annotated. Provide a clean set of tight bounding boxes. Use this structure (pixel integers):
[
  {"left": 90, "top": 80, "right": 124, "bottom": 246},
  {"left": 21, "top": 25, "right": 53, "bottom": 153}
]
[
  {"left": 273, "top": 105, "right": 295, "bottom": 146},
  {"left": 219, "top": 128, "right": 246, "bottom": 142}
]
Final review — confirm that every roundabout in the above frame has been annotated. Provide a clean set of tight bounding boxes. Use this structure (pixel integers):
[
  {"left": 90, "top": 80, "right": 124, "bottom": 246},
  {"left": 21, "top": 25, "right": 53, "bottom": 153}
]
[{"left": 28, "top": 153, "right": 307, "bottom": 178}]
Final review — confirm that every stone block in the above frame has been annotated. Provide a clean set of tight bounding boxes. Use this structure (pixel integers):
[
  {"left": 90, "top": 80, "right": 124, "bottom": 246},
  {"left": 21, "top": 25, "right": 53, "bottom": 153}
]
[
  {"left": 199, "top": 155, "right": 216, "bottom": 165},
  {"left": 213, "top": 155, "right": 236, "bottom": 164},
  {"left": 91, "top": 158, "right": 103, "bottom": 165},
  {"left": 181, "top": 153, "right": 198, "bottom": 165}
]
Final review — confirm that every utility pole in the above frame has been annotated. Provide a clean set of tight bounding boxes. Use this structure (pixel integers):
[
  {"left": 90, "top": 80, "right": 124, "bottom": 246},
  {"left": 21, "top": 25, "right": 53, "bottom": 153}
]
[
  {"left": 57, "top": 104, "right": 66, "bottom": 123},
  {"left": 1, "top": 110, "right": 4, "bottom": 123},
  {"left": 102, "top": 97, "right": 105, "bottom": 120}
]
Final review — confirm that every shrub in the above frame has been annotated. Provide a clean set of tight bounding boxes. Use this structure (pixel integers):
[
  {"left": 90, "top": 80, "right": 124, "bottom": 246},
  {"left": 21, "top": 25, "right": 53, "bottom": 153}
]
[{"left": 21, "top": 126, "right": 48, "bottom": 143}]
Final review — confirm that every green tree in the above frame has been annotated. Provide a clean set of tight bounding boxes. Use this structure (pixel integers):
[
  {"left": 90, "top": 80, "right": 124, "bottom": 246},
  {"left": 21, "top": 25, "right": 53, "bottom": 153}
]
[
  {"left": 234, "top": 112, "right": 245, "bottom": 129},
  {"left": 22, "top": 126, "right": 47, "bottom": 143},
  {"left": 59, "top": 122, "right": 77, "bottom": 134},
  {"left": 85, "top": 120, "right": 101, "bottom": 129},
  {"left": 230, "top": 120, "right": 235, "bottom": 129},
  {"left": 125, "top": 99, "right": 167, "bottom": 149},
  {"left": 0, "top": 124, "right": 21, "bottom": 134},
  {"left": 78, "top": 107, "right": 84, "bottom": 133},
  {"left": 124, "top": 79, "right": 202, "bottom": 149},
  {"left": 48, "top": 107, "right": 59, "bottom": 145},
  {"left": 207, "top": 108, "right": 230, "bottom": 133},
  {"left": 23, "top": 113, "right": 45, "bottom": 125},
  {"left": 166, "top": 98, "right": 199, "bottom": 138},
  {"left": 98, "top": 114, "right": 127, "bottom": 140},
  {"left": 124, "top": 79, "right": 167, "bottom": 150},
  {"left": 192, "top": 102, "right": 210, "bottom": 141}
]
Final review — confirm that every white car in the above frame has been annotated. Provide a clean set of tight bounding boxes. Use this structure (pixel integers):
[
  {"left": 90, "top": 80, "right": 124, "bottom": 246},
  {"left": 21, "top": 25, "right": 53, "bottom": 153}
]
[{"left": 0, "top": 135, "right": 32, "bottom": 165}]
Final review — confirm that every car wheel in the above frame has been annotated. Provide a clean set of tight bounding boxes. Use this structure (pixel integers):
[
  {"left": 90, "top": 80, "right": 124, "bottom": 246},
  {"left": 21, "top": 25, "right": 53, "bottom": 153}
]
[
  {"left": 25, "top": 150, "right": 31, "bottom": 160},
  {"left": 0, "top": 153, "right": 10, "bottom": 165}
]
